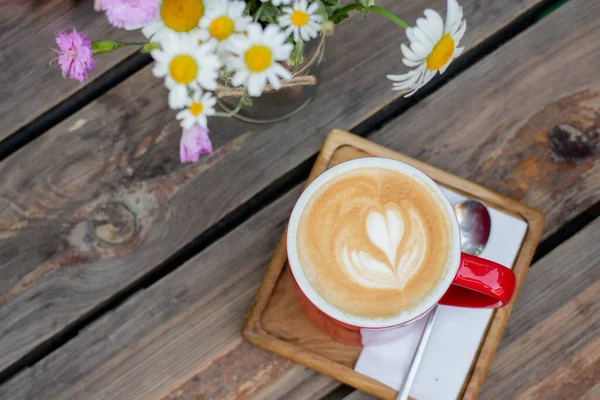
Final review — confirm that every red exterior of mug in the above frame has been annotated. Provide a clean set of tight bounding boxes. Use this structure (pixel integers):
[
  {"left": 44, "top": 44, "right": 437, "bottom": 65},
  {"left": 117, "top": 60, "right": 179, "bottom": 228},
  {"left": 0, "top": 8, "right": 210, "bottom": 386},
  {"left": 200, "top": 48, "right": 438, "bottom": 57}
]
[{"left": 292, "top": 251, "right": 517, "bottom": 346}]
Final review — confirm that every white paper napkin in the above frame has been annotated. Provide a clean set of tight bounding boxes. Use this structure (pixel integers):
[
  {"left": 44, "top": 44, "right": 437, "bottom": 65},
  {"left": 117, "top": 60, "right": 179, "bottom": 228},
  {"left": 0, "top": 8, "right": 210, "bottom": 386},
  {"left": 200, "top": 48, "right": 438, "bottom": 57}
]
[{"left": 354, "top": 188, "right": 528, "bottom": 400}]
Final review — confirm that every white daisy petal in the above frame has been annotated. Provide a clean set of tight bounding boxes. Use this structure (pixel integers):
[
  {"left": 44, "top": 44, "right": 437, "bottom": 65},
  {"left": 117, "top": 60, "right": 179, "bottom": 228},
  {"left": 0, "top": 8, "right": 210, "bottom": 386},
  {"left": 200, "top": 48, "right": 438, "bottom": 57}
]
[
  {"left": 142, "top": 21, "right": 161, "bottom": 39},
  {"left": 266, "top": 70, "right": 282, "bottom": 90},
  {"left": 168, "top": 85, "right": 187, "bottom": 109},
  {"left": 284, "top": 25, "right": 295, "bottom": 38},
  {"left": 231, "top": 69, "right": 249, "bottom": 87},
  {"left": 445, "top": 0, "right": 463, "bottom": 34},
  {"left": 198, "top": 114, "right": 207, "bottom": 128},
  {"left": 452, "top": 45, "right": 464, "bottom": 59},
  {"left": 307, "top": 2, "right": 319, "bottom": 14},
  {"left": 415, "top": 17, "right": 438, "bottom": 44},
  {"left": 152, "top": 63, "right": 168, "bottom": 78},
  {"left": 403, "top": 58, "right": 423, "bottom": 68},
  {"left": 246, "top": 24, "right": 262, "bottom": 39},
  {"left": 423, "top": 9, "right": 444, "bottom": 40},
  {"left": 279, "top": 15, "right": 292, "bottom": 26},
  {"left": 405, "top": 27, "right": 417, "bottom": 45},
  {"left": 387, "top": 72, "right": 416, "bottom": 84},
  {"left": 401, "top": 43, "right": 424, "bottom": 62},
  {"left": 411, "top": 26, "right": 435, "bottom": 50},
  {"left": 410, "top": 40, "right": 431, "bottom": 59},
  {"left": 422, "top": 68, "right": 436, "bottom": 86},
  {"left": 247, "top": 73, "right": 267, "bottom": 96},
  {"left": 452, "top": 19, "right": 466, "bottom": 43},
  {"left": 272, "top": 62, "right": 292, "bottom": 80}
]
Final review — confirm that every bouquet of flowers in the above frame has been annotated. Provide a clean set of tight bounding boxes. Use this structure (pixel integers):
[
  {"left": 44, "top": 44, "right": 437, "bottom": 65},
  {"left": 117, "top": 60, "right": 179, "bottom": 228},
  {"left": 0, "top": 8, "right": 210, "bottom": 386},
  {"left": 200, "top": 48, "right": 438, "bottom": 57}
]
[{"left": 53, "top": 0, "right": 465, "bottom": 162}]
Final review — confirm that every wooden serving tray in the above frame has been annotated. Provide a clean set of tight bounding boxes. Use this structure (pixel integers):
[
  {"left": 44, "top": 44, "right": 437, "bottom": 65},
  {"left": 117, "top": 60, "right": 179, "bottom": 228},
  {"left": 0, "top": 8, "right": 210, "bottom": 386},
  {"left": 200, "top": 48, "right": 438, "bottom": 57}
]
[{"left": 243, "top": 129, "right": 545, "bottom": 400}]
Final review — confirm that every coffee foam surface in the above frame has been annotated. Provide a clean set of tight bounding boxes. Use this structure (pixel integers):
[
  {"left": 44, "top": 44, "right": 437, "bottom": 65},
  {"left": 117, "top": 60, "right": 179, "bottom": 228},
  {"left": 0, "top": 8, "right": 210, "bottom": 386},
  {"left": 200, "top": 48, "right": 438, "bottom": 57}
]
[{"left": 297, "top": 168, "right": 452, "bottom": 319}]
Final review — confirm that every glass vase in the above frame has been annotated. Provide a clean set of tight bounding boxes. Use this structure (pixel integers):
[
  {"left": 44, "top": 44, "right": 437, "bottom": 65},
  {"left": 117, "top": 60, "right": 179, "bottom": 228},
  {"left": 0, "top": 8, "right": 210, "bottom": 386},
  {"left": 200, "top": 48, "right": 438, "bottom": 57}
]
[{"left": 218, "top": 38, "right": 325, "bottom": 124}]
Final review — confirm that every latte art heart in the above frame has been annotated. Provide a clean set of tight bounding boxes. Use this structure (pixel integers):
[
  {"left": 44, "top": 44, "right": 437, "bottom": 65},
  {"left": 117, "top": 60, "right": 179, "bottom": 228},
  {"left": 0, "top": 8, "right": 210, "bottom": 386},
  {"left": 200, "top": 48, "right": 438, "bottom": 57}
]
[
  {"left": 297, "top": 167, "right": 451, "bottom": 319},
  {"left": 341, "top": 203, "right": 427, "bottom": 290}
]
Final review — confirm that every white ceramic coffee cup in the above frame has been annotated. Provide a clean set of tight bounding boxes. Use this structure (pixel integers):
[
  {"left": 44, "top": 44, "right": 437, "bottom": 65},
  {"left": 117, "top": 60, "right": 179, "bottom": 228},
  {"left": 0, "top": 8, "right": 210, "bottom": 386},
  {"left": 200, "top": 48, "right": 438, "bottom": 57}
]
[
  {"left": 287, "top": 157, "right": 516, "bottom": 342},
  {"left": 287, "top": 157, "right": 463, "bottom": 329}
]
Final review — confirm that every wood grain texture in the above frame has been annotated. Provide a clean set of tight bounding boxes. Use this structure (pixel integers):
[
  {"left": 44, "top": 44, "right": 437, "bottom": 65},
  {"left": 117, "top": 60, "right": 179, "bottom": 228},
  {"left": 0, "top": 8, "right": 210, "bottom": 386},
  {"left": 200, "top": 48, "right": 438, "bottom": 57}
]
[
  {"left": 0, "top": 187, "right": 308, "bottom": 400},
  {"left": 0, "top": 0, "right": 144, "bottom": 140},
  {"left": 369, "top": 0, "right": 600, "bottom": 240},
  {"left": 480, "top": 218, "right": 600, "bottom": 400},
  {"left": 0, "top": 0, "right": 541, "bottom": 374},
  {"left": 579, "top": 384, "right": 600, "bottom": 400},
  {"left": 260, "top": 267, "right": 361, "bottom": 368},
  {"left": 243, "top": 132, "right": 543, "bottom": 400},
  {"left": 344, "top": 219, "right": 600, "bottom": 400}
]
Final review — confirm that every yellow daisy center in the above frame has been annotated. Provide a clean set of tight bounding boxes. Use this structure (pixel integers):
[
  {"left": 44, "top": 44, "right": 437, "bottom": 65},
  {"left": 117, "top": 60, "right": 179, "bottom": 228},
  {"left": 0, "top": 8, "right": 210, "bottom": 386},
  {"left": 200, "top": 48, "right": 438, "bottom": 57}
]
[
  {"left": 169, "top": 55, "right": 198, "bottom": 84},
  {"left": 189, "top": 102, "right": 204, "bottom": 116},
  {"left": 291, "top": 10, "right": 309, "bottom": 27},
  {"left": 161, "top": 0, "right": 204, "bottom": 32},
  {"left": 426, "top": 34, "right": 455, "bottom": 71},
  {"left": 209, "top": 16, "right": 235, "bottom": 41},
  {"left": 245, "top": 45, "right": 272, "bottom": 73}
]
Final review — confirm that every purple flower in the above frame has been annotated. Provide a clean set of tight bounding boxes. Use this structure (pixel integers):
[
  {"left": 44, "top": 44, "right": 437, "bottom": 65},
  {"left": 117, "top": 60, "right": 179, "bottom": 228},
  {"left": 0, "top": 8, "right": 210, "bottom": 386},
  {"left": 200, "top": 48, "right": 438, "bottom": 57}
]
[
  {"left": 180, "top": 124, "right": 213, "bottom": 163},
  {"left": 54, "top": 29, "right": 96, "bottom": 83},
  {"left": 102, "top": 0, "right": 159, "bottom": 30}
]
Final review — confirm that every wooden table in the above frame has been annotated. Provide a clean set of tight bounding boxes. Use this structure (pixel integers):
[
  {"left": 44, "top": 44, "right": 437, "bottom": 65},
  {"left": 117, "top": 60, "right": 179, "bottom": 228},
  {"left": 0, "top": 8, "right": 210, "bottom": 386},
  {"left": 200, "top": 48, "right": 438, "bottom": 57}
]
[{"left": 0, "top": 0, "right": 598, "bottom": 399}]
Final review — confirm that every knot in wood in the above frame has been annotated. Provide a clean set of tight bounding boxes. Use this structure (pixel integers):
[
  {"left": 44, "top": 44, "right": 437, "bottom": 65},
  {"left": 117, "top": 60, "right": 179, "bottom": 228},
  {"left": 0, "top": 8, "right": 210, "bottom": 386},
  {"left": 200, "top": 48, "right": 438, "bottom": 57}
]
[
  {"left": 548, "top": 123, "right": 598, "bottom": 159},
  {"left": 88, "top": 202, "right": 137, "bottom": 245}
]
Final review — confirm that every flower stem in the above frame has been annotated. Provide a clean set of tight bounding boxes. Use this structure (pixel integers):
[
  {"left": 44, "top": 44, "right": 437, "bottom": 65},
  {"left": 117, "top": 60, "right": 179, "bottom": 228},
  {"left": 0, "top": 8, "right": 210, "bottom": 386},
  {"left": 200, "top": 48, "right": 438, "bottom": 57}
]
[
  {"left": 214, "top": 96, "right": 245, "bottom": 118},
  {"left": 330, "top": 3, "right": 362, "bottom": 22},
  {"left": 330, "top": 4, "right": 408, "bottom": 29},
  {"left": 92, "top": 40, "right": 150, "bottom": 55},
  {"left": 368, "top": 5, "right": 409, "bottom": 29},
  {"left": 141, "top": 42, "right": 161, "bottom": 53}
]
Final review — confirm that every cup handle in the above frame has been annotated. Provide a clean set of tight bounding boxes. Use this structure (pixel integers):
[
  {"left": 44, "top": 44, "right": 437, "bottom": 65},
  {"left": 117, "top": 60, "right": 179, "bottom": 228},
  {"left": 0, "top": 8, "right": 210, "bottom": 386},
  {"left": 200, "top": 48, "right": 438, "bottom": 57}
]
[{"left": 438, "top": 253, "right": 516, "bottom": 308}]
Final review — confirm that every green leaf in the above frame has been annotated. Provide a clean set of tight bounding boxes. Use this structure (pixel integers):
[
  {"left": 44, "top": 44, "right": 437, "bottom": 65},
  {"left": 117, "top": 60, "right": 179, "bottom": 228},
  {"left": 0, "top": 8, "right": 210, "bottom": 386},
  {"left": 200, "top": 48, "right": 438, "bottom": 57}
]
[
  {"left": 289, "top": 40, "right": 304, "bottom": 68},
  {"left": 240, "top": 91, "right": 253, "bottom": 107},
  {"left": 331, "top": 11, "right": 349, "bottom": 24},
  {"left": 257, "top": 2, "right": 280, "bottom": 24}
]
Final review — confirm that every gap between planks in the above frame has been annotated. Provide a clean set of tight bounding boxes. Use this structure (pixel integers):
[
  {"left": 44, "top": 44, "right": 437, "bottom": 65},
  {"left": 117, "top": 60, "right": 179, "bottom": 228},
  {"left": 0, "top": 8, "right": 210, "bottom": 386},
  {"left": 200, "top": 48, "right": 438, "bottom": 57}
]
[
  {"left": 0, "top": 0, "right": 577, "bottom": 390},
  {"left": 0, "top": 52, "right": 151, "bottom": 162}
]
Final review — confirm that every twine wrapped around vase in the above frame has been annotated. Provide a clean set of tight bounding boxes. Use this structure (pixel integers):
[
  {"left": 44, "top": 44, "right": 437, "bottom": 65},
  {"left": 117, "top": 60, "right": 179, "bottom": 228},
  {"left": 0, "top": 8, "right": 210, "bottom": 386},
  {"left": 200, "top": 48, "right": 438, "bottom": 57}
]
[{"left": 217, "top": 38, "right": 325, "bottom": 98}]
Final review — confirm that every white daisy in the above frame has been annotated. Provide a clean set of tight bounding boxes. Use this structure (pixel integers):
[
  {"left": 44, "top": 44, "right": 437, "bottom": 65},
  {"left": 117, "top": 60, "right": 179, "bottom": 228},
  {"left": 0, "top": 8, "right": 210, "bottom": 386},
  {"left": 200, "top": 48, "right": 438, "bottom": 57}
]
[
  {"left": 260, "top": 0, "right": 291, "bottom": 6},
  {"left": 143, "top": 0, "right": 206, "bottom": 43},
  {"left": 176, "top": 90, "right": 216, "bottom": 128},
  {"left": 227, "top": 23, "right": 293, "bottom": 97},
  {"left": 199, "top": 0, "right": 252, "bottom": 56},
  {"left": 278, "top": 0, "right": 322, "bottom": 43},
  {"left": 151, "top": 33, "right": 222, "bottom": 109},
  {"left": 387, "top": 0, "right": 466, "bottom": 97}
]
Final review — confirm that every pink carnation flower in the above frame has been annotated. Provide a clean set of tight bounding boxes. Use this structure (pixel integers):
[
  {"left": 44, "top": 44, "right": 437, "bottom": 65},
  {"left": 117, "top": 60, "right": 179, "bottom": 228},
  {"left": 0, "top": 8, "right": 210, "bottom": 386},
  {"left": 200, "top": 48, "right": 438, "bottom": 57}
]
[
  {"left": 180, "top": 124, "right": 213, "bottom": 163},
  {"left": 54, "top": 29, "right": 96, "bottom": 83},
  {"left": 102, "top": 0, "right": 159, "bottom": 30}
]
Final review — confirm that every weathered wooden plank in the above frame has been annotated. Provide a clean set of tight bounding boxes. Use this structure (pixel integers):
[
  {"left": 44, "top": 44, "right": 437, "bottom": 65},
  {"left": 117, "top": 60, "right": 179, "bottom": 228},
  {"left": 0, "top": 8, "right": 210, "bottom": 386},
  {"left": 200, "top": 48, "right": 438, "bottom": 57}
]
[
  {"left": 513, "top": 337, "right": 599, "bottom": 400},
  {"left": 0, "top": 0, "right": 144, "bottom": 141},
  {"left": 579, "top": 384, "right": 600, "bottom": 400},
  {"left": 0, "top": 0, "right": 541, "bottom": 373},
  {"left": 343, "top": 217, "right": 600, "bottom": 400},
  {"left": 341, "top": 390, "right": 376, "bottom": 400},
  {"left": 369, "top": 0, "right": 600, "bottom": 238},
  {"left": 479, "top": 218, "right": 600, "bottom": 400},
  {"left": 0, "top": 186, "right": 305, "bottom": 400}
]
